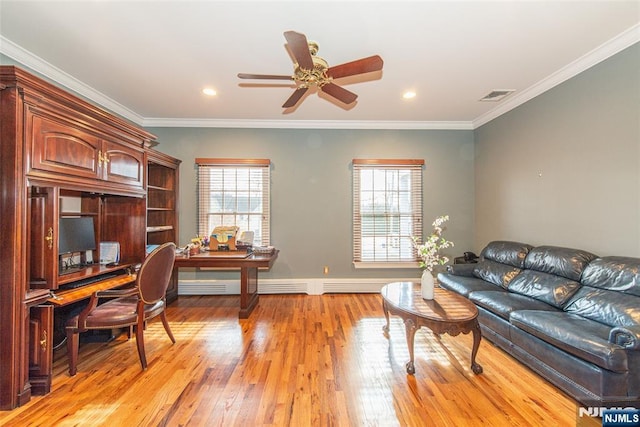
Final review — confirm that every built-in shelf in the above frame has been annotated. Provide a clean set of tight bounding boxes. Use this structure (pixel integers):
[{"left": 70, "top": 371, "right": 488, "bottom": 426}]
[
  {"left": 147, "top": 225, "right": 174, "bottom": 233},
  {"left": 148, "top": 184, "right": 173, "bottom": 190},
  {"left": 60, "top": 211, "right": 99, "bottom": 217},
  {"left": 146, "top": 150, "right": 181, "bottom": 303}
]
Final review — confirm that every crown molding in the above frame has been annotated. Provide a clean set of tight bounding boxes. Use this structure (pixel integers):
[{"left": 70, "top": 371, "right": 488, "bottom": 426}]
[
  {"left": 0, "top": 35, "right": 145, "bottom": 125},
  {"left": 473, "top": 23, "right": 640, "bottom": 129},
  {"left": 141, "top": 118, "right": 474, "bottom": 130},
  {"left": 0, "top": 36, "right": 471, "bottom": 130}
]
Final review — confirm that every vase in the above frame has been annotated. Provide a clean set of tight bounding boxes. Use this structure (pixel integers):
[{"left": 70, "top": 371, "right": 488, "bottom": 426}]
[{"left": 421, "top": 270, "right": 435, "bottom": 300}]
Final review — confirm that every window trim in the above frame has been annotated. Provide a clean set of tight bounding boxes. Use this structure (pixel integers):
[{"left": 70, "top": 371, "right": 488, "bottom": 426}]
[
  {"left": 195, "top": 158, "right": 271, "bottom": 246},
  {"left": 352, "top": 158, "right": 424, "bottom": 268}
]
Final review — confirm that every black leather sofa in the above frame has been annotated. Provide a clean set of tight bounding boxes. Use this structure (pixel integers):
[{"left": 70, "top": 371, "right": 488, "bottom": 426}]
[{"left": 437, "top": 241, "right": 640, "bottom": 406}]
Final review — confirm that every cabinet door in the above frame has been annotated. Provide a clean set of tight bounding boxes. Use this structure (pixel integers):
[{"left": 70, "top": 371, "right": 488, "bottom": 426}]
[
  {"left": 28, "top": 305, "right": 53, "bottom": 396},
  {"left": 28, "top": 113, "right": 101, "bottom": 180},
  {"left": 102, "top": 140, "right": 144, "bottom": 188},
  {"left": 29, "top": 187, "right": 58, "bottom": 289}
]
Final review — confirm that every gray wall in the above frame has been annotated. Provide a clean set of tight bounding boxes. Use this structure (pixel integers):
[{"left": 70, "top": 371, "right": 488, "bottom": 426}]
[
  {"left": 147, "top": 128, "right": 475, "bottom": 280},
  {"left": 474, "top": 43, "right": 640, "bottom": 257}
]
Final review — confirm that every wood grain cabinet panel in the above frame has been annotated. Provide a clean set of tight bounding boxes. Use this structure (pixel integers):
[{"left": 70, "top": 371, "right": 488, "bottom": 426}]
[
  {"left": 28, "top": 305, "right": 53, "bottom": 396},
  {"left": 28, "top": 113, "right": 101, "bottom": 180},
  {"left": 26, "top": 105, "right": 144, "bottom": 191},
  {"left": 102, "top": 140, "right": 144, "bottom": 187}
]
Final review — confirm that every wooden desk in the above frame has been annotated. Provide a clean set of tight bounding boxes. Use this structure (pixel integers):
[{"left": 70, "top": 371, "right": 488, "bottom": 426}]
[
  {"left": 174, "top": 250, "right": 279, "bottom": 318},
  {"left": 48, "top": 273, "right": 137, "bottom": 307},
  {"left": 381, "top": 281, "right": 482, "bottom": 375}
]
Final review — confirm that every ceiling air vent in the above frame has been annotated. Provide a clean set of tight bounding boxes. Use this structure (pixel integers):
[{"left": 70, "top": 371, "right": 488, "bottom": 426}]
[{"left": 479, "top": 89, "right": 515, "bottom": 102}]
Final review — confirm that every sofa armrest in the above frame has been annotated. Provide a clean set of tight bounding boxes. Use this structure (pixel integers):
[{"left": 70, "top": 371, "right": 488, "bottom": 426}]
[
  {"left": 609, "top": 326, "right": 640, "bottom": 350},
  {"left": 446, "top": 263, "right": 476, "bottom": 277}
]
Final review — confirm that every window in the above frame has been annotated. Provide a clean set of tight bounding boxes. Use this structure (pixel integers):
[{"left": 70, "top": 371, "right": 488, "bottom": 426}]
[
  {"left": 352, "top": 159, "right": 424, "bottom": 267},
  {"left": 196, "top": 158, "right": 270, "bottom": 246}
]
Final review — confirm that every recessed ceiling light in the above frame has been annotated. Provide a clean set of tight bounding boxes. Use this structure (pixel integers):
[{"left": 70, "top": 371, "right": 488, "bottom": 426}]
[
  {"left": 403, "top": 91, "right": 416, "bottom": 99},
  {"left": 202, "top": 88, "right": 217, "bottom": 96}
]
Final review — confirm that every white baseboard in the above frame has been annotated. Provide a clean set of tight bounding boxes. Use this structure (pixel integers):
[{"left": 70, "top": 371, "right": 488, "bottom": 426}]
[{"left": 178, "top": 277, "right": 417, "bottom": 296}]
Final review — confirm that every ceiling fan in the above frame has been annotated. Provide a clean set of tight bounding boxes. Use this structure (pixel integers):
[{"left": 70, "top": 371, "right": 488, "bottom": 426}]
[{"left": 238, "top": 31, "right": 384, "bottom": 109}]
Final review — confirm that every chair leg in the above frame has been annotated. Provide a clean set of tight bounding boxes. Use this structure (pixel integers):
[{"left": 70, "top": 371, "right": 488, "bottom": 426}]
[
  {"left": 160, "top": 311, "right": 176, "bottom": 344},
  {"left": 135, "top": 320, "right": 147, "bottom": 370},
  {"left": 66, "top": 329, "right": 79, "bottom": 376}
]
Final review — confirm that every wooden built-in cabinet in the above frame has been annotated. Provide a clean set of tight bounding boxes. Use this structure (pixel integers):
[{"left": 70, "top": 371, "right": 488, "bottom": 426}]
[
  {"left": 146, "top": 150, "right": 181, "bottom": 302},
  {"left": 0, "top": 66, "right": 180, "bottom": 410}
]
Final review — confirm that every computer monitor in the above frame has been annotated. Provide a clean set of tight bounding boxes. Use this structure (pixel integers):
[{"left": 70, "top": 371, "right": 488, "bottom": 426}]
[{"left": 58, "top": 217, "right": 96, "bottom": 255}]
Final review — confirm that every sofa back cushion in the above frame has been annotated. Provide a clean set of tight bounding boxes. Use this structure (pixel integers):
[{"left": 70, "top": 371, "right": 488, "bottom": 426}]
[
  {"left": 473, "top": 241, "right": 532, "bottom": 288},
  {"left": 524, "top": 246, "right": 597, "bottom": 281},
  {"left": 580, "top": 257, "right": 640, "bottom": 296},
  {"left": 507, "top": 270, "right": 581, "bottom": 308},
  {"left": 564, "top": 256, "right": 640, "bottom": 328},
  {"left": 480, "top": 241, "right": 533, "bottom": 268}
]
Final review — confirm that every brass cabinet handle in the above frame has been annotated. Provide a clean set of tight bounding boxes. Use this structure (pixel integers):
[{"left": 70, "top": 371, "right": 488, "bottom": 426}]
[
  {"left": 98, "top": 150, "right": 110, "bottom": 165},
  {"left": 40, "top": 330, "right": 47, "bottom": 351},
  {"left": 45, "top": 227, "right": 53, "bottom": 250}
]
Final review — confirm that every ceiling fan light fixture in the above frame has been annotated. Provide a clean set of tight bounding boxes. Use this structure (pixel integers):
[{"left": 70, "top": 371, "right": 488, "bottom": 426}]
[{"left": 238, "top": 30, "right": 384, "bottom": 109}]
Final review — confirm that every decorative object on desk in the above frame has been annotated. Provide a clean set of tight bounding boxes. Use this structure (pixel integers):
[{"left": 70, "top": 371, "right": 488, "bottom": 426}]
[
  {"left": 146, "top": 244, "right": 160, "bottom": 255},
  {"left": 413, "top": 215, "right": 454, "bottom": 300},
  {"left": 188, "top": 236, "right": 204, "bottom": 255},
  {"left": 253, "top": 245, "right": 275, "bottom": 255},
  {"left": 236, "top": 230, "right": 255, "bottom": 251},
  {"left": 237, "top": 231, "right": 254, "bottom": 245},
  {"left": 99, "top": 241, "right": 120, "bottom": 265},
  {"left": 210, "top": 226, "right": 239, "bottom": 251}
]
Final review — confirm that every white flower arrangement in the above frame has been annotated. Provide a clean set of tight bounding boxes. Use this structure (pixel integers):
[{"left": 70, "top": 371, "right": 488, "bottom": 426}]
[{"left": 413, "top": 215, "right": 454, "bottom": 272}]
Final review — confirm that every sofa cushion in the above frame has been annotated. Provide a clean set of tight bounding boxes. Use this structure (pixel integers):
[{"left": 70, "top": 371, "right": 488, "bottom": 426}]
[
  {"left": 438, "top": 273, "right": 502, "bottom": 297},
  {"left": 480, "top": 241, "right": 533, "bottom": 268},
  {"left": 473, "top": 260, "right": 522, "bottom": 288},
  {"left": 469, "top": 290, "right": 558, "bottom": 320},
  {"left": 524, "top": 246, "right": 597, "bottom": 281},
  {"left": 510, "top": 310, "right": 629, "bottom": 372},
  {"left": 507, "top": 270, "right": 581, "bottom": 308},
  {"left": 580, "top": 256, "right": 640, "bottom": 297},
  {"left": 563, "top": 286, "right": 640, "bottom": 329}
]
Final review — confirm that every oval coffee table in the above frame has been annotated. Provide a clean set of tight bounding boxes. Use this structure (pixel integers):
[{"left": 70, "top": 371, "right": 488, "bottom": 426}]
[{"left": 381, "top": 281, "right": 483, "bottom": 375}]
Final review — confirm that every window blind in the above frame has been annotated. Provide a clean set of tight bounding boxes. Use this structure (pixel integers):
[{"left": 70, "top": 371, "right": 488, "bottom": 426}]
[
  {"left": 196, "top": 158, "right": 270, "bottom": 246},
  {"left": 352, "top": 159, "right": 424, "bottom": 265}
]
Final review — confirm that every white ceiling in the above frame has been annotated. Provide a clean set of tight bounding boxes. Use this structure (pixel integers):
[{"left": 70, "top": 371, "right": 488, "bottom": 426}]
[{"left": 1, "top": 1, "right": 639, "bottom": 129}]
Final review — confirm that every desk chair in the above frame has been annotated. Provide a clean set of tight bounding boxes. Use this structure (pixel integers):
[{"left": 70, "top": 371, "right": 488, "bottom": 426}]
[{"left": 66, "top": 242, "right": 176, "bottom": 376}]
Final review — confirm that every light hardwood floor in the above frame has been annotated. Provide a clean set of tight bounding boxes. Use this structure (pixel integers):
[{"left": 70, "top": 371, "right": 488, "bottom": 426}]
[{"left": 1, "top": 294, "right": 593, "bottom": 426}]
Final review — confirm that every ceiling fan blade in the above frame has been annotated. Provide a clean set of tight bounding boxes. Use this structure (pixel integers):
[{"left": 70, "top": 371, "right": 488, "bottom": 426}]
[
  {"left": 327, "top": 55, "right": 384, "bottom": 79},
  {"left": 238, "top": 73, "right": 293, "bottom": 80},
  {"left": 283, "top": 31, "right": 314, "bottom": 70},
  {"left": 321, "top": 83, "right": 358, "bottom": 105},
  {"left": 282, "top": 87, "right": 308, "bottom": 108}
]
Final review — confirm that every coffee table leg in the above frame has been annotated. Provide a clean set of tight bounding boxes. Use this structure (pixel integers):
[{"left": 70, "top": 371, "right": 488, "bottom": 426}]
[
  {"left": 382, "top": 300, "right": 390, "bottom": 335},
  {"left": 404, "top": 318, "right": 417, "bottom": 375},
  {"left": 470, "top": 320, "right": 483, "bottom": 374}
]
